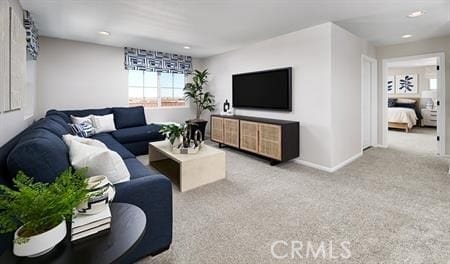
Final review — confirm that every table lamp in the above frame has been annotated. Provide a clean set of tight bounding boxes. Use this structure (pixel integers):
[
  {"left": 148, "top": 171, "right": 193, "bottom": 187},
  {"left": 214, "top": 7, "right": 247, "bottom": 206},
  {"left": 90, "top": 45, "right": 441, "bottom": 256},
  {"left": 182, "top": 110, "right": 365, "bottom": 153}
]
[{"left": 421, "top": 90, "right": 437, "bottom": 109}]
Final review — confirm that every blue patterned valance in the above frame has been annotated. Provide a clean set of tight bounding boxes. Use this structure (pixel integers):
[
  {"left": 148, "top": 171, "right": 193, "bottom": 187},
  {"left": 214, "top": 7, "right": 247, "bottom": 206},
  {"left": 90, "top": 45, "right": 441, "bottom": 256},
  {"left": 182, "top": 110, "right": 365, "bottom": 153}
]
[
  {"left": 23, "top": 10, "right": 39, "bottom": 60},
  {"left": 124, "top": 47, "right": 192, "bottom": 74}
]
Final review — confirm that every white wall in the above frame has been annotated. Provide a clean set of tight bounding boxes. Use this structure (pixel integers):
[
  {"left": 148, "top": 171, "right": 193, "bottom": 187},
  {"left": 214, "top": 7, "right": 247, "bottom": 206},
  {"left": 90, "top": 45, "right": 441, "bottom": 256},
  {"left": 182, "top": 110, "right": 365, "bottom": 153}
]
[
  {"left": 204, "top": 23, "right": 334, "bottom": 167},
  {"left": 330, "top": 24, "right": 367, "bottom": 167},
  {"left": 376, "top": 36, "right": 450, "bottom": 152},
  {"left": 24, "top": 60, "right": 37, "bottom": 118},
  {"left": 202, "top": 22, "right": 373, "bottom": 170},
  {"left": 0, "top": 0, "right": 36, "bottom": 147},
  {"left": 37, "top": 37, "right": 199, "bottom": 123},
  {"left": 37, "top": 37, "right": 129, "bottom": 115}
]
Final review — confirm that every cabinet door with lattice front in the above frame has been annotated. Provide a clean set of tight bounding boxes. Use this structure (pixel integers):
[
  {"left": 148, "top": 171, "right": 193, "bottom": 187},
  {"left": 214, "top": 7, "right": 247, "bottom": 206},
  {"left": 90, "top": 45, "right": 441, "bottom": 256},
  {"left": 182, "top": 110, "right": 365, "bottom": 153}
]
[
  {"left": 240, "top": 121, "right": 259, "bottom": 153},
  {"left": 223, "top": 118, "right": 239, "bottom": 148},
  {"left": 211, "top": 116, "right": 224, "bottom": 143},
  {"left": 258, "top": 123, "right": 282, "bottom": 160}
]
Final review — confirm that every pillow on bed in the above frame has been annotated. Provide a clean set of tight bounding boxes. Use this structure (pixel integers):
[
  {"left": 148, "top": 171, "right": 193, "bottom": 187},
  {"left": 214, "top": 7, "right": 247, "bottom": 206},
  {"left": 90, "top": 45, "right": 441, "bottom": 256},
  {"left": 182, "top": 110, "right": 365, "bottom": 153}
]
[
  {"left": 397, "top": 98, "right": 416, "bottom": 104},
  {"left": 388, "top": 98, "right": 397, "bottom": 107}
]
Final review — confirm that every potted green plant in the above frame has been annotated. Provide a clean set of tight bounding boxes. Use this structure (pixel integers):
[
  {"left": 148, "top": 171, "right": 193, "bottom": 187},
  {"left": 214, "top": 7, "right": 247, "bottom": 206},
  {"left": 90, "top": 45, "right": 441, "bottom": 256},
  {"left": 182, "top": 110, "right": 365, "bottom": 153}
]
[
  {"left": 0, "top": 168, "right": 89, "bottom": 257},
  {"left": 184, "top": 69, "right": 215, "bottom": 138},
  {"left": 159, "top": 123, "right": 186, "bottom": 146}
]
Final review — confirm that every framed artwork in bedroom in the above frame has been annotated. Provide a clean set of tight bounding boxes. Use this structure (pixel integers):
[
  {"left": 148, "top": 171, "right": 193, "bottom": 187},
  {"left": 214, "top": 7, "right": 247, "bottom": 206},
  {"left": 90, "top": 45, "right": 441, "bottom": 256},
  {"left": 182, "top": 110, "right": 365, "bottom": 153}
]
[
  {"left": 387, "top": 75, "right": 395, "bottom": 94},
  {"left": 396, "top": 74, "right": 418, "bottom": 94}
]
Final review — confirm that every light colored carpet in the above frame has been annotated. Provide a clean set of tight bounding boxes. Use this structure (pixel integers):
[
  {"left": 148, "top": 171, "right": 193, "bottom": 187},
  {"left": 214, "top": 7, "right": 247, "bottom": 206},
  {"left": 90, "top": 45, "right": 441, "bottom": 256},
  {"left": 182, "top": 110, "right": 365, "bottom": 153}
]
[
  {"left": 137, "top": 134, "right": 450, "bottom": 264},
  {"left": 388, "top": 127, "right": 437, "bottom": 156}
]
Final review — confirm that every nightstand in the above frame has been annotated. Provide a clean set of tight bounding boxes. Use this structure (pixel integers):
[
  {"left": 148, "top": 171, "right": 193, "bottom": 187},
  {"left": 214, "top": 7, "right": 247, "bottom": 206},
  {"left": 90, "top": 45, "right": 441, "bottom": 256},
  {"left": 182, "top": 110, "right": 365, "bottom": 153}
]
[{"left": 421, "top": 109, "right": 437, "bottom": 127}]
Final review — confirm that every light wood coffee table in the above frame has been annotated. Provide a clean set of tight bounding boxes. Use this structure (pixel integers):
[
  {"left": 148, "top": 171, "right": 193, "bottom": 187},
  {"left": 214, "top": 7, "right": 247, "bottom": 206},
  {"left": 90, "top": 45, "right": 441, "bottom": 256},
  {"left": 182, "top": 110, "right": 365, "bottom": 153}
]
[{"left": 149, "top": 141, "right": 226, "bottom": 192}]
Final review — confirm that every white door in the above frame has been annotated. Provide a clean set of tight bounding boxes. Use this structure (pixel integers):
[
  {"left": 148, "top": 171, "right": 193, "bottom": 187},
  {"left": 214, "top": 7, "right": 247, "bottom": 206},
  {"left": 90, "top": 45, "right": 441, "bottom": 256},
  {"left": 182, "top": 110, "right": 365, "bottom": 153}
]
[{"left": 362, "top": 60, "right": 372, "bottom": 149}]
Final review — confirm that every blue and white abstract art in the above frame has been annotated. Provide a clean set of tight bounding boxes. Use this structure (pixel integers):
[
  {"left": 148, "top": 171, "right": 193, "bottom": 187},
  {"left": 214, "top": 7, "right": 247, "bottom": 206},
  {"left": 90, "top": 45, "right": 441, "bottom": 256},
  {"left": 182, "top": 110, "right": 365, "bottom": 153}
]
[
  {"left": 396, "top": 74, "right": 417, "bottom": 94},
  {"left": 387, "top": 75, "right": 394, "bottom": 94}
]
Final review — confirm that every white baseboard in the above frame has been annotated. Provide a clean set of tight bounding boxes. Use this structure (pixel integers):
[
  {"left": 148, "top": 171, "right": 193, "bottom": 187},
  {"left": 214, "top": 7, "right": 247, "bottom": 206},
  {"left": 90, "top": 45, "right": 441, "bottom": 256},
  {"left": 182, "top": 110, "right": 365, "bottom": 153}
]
[
  {"left": 293, "top": 159, "right": 335, "bottom": 172},
  {"left": 294, "top": 152, "right": 363, "bottom": 173},
  {"left": 374, "top": 144, "right": 388, "bottom": 148},
  {"left": 330, "top": 152, "right": 363, "bottom": 172}
]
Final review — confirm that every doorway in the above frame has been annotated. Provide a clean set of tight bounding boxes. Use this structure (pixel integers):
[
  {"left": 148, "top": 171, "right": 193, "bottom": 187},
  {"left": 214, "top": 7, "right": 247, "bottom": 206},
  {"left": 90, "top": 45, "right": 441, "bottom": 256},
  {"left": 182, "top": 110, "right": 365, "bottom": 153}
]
[{"left": 381, "top": 53, "right": 446, "bottom": 155}]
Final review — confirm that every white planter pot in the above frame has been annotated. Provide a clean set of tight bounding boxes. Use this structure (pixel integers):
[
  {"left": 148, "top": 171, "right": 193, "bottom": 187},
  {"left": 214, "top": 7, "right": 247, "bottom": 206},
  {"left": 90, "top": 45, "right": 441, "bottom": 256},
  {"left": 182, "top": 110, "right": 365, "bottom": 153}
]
[
  {"left": 13, "top": 220, "right": 66, "bottom": 257},
  {"left": 170, "top": 136, "right": 183, "bottom": 147},
  {"left": 77, "top": 175, "right": 115, "bottom": 215}
]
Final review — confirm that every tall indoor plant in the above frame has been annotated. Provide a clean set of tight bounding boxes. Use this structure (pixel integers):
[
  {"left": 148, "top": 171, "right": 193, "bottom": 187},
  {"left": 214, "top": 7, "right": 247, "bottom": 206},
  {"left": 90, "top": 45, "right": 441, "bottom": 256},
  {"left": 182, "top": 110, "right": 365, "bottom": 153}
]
[
  {"left": 0, "top": 168, "right": 89, "bottom": 257},
  {"left": 184, "top": 69, "right": 215, "bottom": 138}
]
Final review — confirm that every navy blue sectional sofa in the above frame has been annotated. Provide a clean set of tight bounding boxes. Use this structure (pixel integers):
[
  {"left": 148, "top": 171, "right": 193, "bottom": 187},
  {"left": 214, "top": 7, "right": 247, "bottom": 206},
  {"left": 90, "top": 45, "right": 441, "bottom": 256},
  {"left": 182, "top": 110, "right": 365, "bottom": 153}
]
[{"left": 0, "top": 106, "right": 170, "bottom": 263}]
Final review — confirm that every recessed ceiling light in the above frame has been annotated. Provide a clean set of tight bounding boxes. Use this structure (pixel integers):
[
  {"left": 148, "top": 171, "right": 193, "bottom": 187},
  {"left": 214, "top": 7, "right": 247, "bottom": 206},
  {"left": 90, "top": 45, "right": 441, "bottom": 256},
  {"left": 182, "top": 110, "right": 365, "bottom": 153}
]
[
  {"left": 98, "top": 31, "right": 111, "bottom": 36},
  {"left": 407, "top": 10, "right": 425, "bottom": 18},
  {"left": 401, "top": 34, "right": 412, "bottom": 39},
  {"left": 183, "top": 46, "right": 191, "bottom": 50}
]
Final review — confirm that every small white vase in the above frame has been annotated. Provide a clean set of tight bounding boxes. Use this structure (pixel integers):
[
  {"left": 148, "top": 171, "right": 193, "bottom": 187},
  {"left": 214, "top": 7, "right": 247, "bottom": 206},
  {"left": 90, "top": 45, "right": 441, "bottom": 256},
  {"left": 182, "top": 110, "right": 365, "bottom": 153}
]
[
  {"left": 13, "top": 220, "right": 66, "bottom": 257},
  {"left": 77, "top": 175, "right": 115, "bottom": 215},
  {"left": 170, "top": 136, "right": 182, "bottom": 147}
]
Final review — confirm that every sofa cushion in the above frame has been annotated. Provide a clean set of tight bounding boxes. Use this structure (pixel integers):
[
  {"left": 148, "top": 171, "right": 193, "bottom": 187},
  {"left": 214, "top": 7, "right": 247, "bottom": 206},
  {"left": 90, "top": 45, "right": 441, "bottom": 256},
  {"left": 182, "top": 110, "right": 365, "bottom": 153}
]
[
  {"left": 112, "top": 124, "right": 165, "bottom": 144},
  {"left": 91, "top": 133, "right": 135, "bottom": 159},
  {"left": 123, "top": 158, "right": 159, "bottom": 179},
  {"left": 46, "top": 110, "right": 72, "bottom": 123},
  {"left": 47, "top": 108, "right": 113, "bottom": 123},
  {"left": 7, "top": 129, "right": 70, "bottom": 183},
  {"left": 32, "top": 117, "right": 71, "bottom": 137},
  {"left": 0, "top": 127, "right": 34, "bottom": 187},
  {"left": 122, "top": 141, "right": 149, "bottom": 156},
  {"left": 46, "top": 115, "right": 70, "bottom": 128},
  {"left": 113, "top": 106, "right": 146, "bottom": 129},
  {"left": 64, "top": 108, "right": 113, "bottom": 120}
]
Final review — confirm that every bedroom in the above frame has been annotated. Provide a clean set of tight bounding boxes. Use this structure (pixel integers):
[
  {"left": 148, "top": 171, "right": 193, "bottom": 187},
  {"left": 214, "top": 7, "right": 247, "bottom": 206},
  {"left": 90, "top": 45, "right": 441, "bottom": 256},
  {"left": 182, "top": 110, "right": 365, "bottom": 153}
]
[{"left": 386, "top": 56, "right": 440, "bottom": 155}]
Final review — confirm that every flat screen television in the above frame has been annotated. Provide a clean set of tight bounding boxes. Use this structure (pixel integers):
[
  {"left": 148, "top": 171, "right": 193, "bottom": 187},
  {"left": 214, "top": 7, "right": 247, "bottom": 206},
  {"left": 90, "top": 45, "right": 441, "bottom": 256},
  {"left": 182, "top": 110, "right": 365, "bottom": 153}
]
[{"left": 232, "top": 67, "right": 292, "bottom": 111}]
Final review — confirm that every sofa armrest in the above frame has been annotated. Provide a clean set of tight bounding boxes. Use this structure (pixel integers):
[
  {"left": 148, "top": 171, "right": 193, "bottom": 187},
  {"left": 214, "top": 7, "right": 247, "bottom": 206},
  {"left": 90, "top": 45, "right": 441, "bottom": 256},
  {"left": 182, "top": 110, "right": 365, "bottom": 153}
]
[{"left": 114, "top": 174, "right": 173, "bottom": 261}]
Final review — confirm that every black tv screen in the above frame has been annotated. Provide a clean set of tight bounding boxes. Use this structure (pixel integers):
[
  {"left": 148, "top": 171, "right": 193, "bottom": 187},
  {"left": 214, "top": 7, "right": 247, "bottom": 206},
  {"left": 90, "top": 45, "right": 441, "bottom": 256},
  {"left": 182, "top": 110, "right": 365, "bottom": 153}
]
[{"left": 232, "top": 67, "right": 292, "bottom": 111}]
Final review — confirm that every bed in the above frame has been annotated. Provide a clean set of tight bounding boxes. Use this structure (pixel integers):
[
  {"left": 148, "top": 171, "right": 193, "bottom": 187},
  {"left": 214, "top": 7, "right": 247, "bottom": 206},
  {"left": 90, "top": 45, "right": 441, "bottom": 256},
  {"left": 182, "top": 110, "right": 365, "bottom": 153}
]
[{"left": 388, "top": 98, "right": 421, "bottom": 133}]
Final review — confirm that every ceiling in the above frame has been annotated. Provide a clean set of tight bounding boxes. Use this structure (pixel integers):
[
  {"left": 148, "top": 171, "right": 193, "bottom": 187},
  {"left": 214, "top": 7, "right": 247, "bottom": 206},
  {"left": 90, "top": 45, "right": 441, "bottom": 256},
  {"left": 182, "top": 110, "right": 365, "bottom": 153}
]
[
  {"left": 387, "top": 57, "right": 438, "bottom": 68},
  {"left": 20, "top": 0, "right": 450, "bottom": 58}
]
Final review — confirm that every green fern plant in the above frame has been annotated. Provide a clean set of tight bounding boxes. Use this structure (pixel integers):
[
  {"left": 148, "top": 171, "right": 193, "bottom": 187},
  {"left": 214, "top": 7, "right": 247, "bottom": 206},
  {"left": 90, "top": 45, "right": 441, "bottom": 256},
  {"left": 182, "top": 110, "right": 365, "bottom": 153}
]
[
  {"left": 0, "top": 168, "right": 89, "bottom": 243},
  {"left": 184, "top": 69, "right": 215, "bottom": 120}
]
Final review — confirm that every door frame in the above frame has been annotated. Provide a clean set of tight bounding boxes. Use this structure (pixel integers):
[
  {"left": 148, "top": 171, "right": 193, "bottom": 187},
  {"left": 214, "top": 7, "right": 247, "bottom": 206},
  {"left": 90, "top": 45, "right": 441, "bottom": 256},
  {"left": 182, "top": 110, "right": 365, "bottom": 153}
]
[
  {"left": 361, "top": 55, "right": 378, "bottom": 150},
  {"left": 381, "top": 52, "right": 446, "bottom": 155}
]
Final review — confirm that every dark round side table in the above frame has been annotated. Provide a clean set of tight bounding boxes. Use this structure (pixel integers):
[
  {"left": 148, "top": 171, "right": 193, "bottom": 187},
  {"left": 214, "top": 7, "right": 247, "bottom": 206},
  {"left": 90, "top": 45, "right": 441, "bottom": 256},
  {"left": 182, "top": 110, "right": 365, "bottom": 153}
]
[{"left": 0, "top": 203, "right": 146, "bottom": 264}]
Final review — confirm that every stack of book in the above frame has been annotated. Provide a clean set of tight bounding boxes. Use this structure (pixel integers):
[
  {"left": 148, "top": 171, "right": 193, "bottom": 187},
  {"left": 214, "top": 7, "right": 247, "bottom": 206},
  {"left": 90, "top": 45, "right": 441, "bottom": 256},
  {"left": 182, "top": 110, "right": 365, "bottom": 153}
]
[{"left": 71, "top": 206, "right": 111, "bottom": 242}]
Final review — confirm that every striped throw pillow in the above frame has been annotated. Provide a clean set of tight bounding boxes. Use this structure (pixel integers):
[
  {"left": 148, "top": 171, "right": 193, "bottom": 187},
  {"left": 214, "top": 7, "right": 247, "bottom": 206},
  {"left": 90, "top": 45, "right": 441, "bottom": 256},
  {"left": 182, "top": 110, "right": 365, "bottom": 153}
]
[{"left": 68, "top": 121, "right": 96, "bottom": 138}]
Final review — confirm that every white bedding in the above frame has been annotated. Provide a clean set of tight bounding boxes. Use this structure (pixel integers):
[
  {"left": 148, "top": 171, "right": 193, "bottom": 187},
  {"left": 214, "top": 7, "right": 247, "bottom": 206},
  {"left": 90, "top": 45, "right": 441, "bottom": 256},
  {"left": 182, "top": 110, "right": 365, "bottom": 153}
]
[{"left": 388, "top": 107, "right": 418, "bottom": 128}]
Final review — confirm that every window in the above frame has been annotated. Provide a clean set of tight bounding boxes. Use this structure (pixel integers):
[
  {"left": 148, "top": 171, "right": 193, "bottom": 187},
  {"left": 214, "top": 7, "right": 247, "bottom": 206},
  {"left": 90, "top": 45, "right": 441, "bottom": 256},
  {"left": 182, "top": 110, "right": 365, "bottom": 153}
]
[
  {"left": 128, "top": 70, "right": 186, "bottom": 108},
  {"left": 429, "top": 78, "right": 437, "bottom": 90}
]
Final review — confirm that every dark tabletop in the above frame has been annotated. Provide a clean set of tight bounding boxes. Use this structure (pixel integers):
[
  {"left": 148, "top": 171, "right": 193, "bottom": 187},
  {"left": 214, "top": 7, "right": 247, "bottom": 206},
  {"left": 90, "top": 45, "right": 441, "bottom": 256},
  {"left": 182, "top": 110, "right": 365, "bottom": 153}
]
[{"left": 0, "top": 203, "right": 146, "bottom": 264}]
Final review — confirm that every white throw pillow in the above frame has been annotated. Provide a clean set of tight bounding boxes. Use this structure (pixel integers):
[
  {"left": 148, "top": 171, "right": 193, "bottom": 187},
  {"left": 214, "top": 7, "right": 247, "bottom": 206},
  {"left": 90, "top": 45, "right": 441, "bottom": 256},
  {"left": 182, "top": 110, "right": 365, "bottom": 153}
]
[
  {"left": 63, "top": 134, "right": 130, "bottom": 184},
  {"left": 397, "top": 98, "right": 416, "bottom": 104},
  {"left": 63, "top": 134, "right": 106, "bottom": 148},
  {"left": 71, "top": 115, "right": 93, "bottom": 125},
  {"left": 91, "top": 114, "right": 117, "bottom": 133}
]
